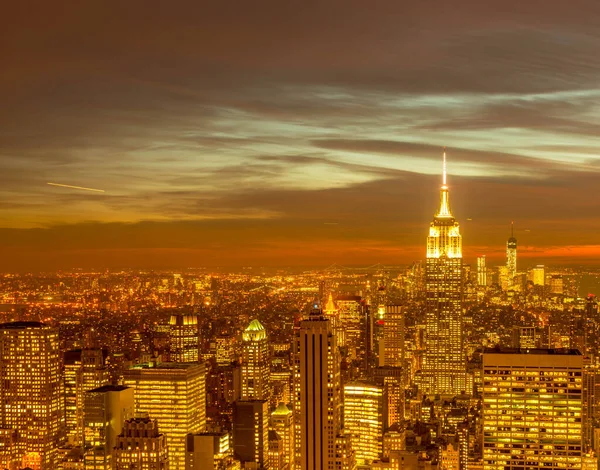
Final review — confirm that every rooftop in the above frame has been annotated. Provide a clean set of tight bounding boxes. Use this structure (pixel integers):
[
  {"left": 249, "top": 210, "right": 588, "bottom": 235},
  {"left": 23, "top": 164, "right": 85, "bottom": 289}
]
[
  {"left": 88, "top": 385, "right": 130, "bottom": 393},
  {"left": 0, "top": 321, "right": 46, "bottom": 329},
  {"left": 484, "top": 347, "right": 582, "bottom": 356}
]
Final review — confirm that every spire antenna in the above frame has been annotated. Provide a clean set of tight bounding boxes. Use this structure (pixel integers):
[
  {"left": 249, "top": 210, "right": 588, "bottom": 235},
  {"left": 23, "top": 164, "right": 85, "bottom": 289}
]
[
  {"left": 442, "top": 147, "right": 447, "bottom": 186},
  {"left": 511, "top": 221, "right": 514, "bottom": 237}
]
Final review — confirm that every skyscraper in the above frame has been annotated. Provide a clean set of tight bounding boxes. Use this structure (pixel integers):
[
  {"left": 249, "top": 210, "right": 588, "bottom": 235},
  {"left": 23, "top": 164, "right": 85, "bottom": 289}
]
[
  {"left": 506, "top": 222, "right": 517, "bottom": 285},
  {"left": 169, "top": 313, "right": 200, "bottom": 362},
  {"left": 123, "top": 362, "right": 206, "bottom": 470},
  {"left": 233, "top": 400, "right": 269, "bottom": 468},
  {"left": 271, "top": 403, "right": 294, "bottom": 470},
  {"left": 343, "top": 382, "right": 384, "bottom": 465},
  {"left": 482, "top": 348, "right": 583, "bottom": 470},
  {"left": 477, "top": 255, "right": 487, "bottom": 287},
  {"left": 83, "top": 385, "right": 134, "bottom": 470},
  {"left": 423, "top": 151, "right": 466, "bottom": 396},
  {"left": 241, "top": 319, "right": 270, "bottom": 401},
  {"left": 64, "top": 348, "right": 109, "bottom": 446},
  {"left": 382, "top": 305, "right": 404, "bottom": 368},
  {"left": 0, "top": 322, "right": 62, "bottom": 470},
  {"left": 295, "top": 309, "right": 342, "bottom": 470}
]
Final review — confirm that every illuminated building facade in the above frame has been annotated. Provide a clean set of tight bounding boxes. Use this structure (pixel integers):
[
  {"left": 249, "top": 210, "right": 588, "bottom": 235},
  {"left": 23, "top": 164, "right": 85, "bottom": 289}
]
[
  {"left": 123, "top": 362, "right": 206, "bottom": 470},
  {"left": 0, "top": 322, "right": 62, "bottom": 470},
  {"left": 169, "top": 313, "right": 199, "bottom": 362},
  {"left": 64, "top": 348, "right": 109, "bottom": 446},
  {"left": 83, "top": 385, "right": 134, "bottom": 470},
  {"left": 114, "top": 417, "right": 168, "bottom": 470},
  {"left": 344, "top": 382, "right": 384, "bottom": 464},
  {"left": 383, "top": 305, "right": 404, "bottom": 368},
  {"left": 507, "top": 222, "right": 517, "bottom": 286},
  {"left": 530, "top": 265, "right": 546, "bottom": 287},
  {"left": 233, "top": 400, "right": 269, "bottom": 468},
  {"left": 336, "top": 295, "right": 363, "bottom": 357},
  {"left": 295, "top": 310, "right": 342, "bottom": 470},
  {"left": 271, "top": 403, "right": 294, "bottom": 470},
  {"left": 324, "top": 293, "right": 345, "bottom": 349},
  {"left": 241, "top": 319, "right": 270, "bottom": 401},
  {"left": 423, "top": 152, "right": 466, "bottom": 396},
  {"left": 477, "top": 256, "right": 487, "bottom": 287},
  {"left": 482, "top": 348, "right": 583, "bottom": 470}
]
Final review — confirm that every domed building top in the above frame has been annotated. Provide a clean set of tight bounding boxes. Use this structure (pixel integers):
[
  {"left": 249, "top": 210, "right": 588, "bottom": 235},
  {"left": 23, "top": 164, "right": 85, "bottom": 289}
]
[
  {"left": 243, "top": 319, "right": 267, "bottom": 341},
  {"left": 272, "top": 402, "right": 292, "bottom": 416}
]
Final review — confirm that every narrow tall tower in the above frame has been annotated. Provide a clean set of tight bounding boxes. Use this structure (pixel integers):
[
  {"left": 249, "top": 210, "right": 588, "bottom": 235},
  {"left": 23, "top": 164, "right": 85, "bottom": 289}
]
[
  {"left": 241, "top": 319, "right": 270, "bottom": 401},
  {"left": 506, "top": 222, "right": 517, "bottom": 285},
  {"left": 423, "top": 150, "right": 466, "bottom": 396},
  {"left": 295, "top": 309, "right": 342, "bottom": 470}
]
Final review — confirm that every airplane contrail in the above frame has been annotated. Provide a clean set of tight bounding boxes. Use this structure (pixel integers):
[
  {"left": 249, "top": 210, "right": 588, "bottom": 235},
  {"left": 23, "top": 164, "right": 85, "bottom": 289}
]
[{"left": 47, "top": 182, "right": 105, "bottom": 193}]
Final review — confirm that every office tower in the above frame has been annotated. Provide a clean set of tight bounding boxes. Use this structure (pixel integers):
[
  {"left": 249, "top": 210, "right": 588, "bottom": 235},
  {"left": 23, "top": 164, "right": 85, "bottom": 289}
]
[
  {"left": 271, "top": 403, "right": 294, "bottom": 470},
  {"left": 64, "top": 348, "right": 110, "bottom": 446},
  {"left": 344, "top": 382, "right": 384, "bottom": 464},
  {"left": 324, "top": 293, "right": 345, "bottom": 349},
  {"left": 440, "top": 444, "right": 460, "bottom": 470},
  {"left": 0, "top": 322, "right": 62, "bottom": 470},
  {"left": 530, "top": 265, "right": 545, "bottom": 286},
  {"left": 295, "top": 310, "right": 342, "bottom": 470},
  {"left": 83, "top": 385, "right": 134, "bottom": 470},
  {"left": 268, "top": 430, "right": 284, "bottom": 470},
  {"left": 477, "top": 256, "right": 487, "bottom": 287},
  {"left": 423, "top": 151, "right": 466, "bottom": 396},
  {"left": 233, "top": 400, "right": 269, "bottom": 468},
  {"left": 114, "top": 417, "right": 168, "bottom": 470},
  {"left": 506, "top": 222, "right": 517, "bottom": 285},
  {"left": 241, "top": 319, "right": 270, "bottom": 401},
  {"left": 482, "top": 348, "right": 583, "bottom": 470},
  {"left": 215, "top": 335, "right": 236, "bottom": 367},
  {"left": 382, "top": 305, "right": 404, "bottom": 368},
  {"left": 373, "top": 366, "right": 405, "bottom": 428},
  {"left": 185, "top": 432, "right": 236, "bottom": 470},
  {"left": 123, "top": 362, "right": 206, "bottom": 470},
  {"left": 336, "top": 295, "right": 363, "bottom": 357},
  {"left": 169, "top": 313, "right": 199, "bottom": 362}
]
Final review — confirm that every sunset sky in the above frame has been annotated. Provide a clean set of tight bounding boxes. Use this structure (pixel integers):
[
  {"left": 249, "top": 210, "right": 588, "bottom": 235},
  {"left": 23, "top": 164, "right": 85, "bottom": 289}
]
[{"left": 2, "top": 1, "right": 600, "bottom": 271}]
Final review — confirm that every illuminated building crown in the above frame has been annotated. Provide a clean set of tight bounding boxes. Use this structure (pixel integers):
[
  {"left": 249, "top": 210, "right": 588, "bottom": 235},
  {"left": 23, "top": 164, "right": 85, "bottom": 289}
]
[
  {"left": 243, "top": 319, "right": 267, "bottom": 341},
  {"left": 427, "top": 149, "right": 462, "bottom": 259}
]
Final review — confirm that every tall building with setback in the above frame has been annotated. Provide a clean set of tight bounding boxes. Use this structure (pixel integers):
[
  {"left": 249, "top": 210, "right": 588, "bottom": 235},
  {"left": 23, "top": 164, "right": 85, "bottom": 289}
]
[
  {"left": 64, "top": 348, "right": 110, "bottom": 446},
  {"left": 123, "top": 362, "right": 206, "bottom": 470},
  {"left": 423, "top": 151, "right": 466, "bottom": 396},
  {"left": 344, "top": 382, "right": 384, "bottom": 465},
  {"left": 482, "top": 348, "right": 583, "bottom": 470},
  {"left": 0, "top": 322, "right": 62, "bottom": 470},
  {"left": 233, "top": 400, "right": 269, "bottom": 468},
  {"left": 83, "top": 385, "right": 134, "bottom": 470},
  {"left": 241, "top": 319, "right": 270, "bottom": 401},
  {"left": 506, "top": 222, "right": 517, "bottom": 286},
  {"left": 294, "top": 309, "right": 343, "bottom": 470},
  {"left": 185, "top": 431, "right": 235, "bottom": 470},
  {"left": 169, "top": 313, "right": 199, "bottom": 362},
  {"left": 114, "top": 417, "right": 168, "bottom": 470},
  {"left": 271, "top": 403, "right": 294, "bottom": 470}
]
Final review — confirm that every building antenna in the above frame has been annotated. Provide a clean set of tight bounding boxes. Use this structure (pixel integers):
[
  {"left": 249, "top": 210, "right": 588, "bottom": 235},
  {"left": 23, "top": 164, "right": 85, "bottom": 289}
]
[{"left": 443, "top": 147, "right": 447, "bottom": 187}]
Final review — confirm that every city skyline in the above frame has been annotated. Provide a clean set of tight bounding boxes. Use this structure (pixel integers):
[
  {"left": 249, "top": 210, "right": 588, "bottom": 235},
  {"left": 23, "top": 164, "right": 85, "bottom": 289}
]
[{"left": 3, "top": 1, "right": 600, "bottom": 271}]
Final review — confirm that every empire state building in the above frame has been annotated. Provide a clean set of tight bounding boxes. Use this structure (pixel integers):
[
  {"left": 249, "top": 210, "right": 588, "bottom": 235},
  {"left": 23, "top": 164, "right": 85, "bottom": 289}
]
[{"left": 423, "top": 151, "right": 466, "bottom": 396}]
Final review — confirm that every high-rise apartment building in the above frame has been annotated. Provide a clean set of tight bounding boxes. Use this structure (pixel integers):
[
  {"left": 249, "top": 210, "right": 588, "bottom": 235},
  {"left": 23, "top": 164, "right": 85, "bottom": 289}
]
[
  {"left": 241, "top": 319, "right": 270, "bottom": 401},
  {"left": 123, "top": 362, "right": 206, "bottom": 470},
  {"left": 506, "top": 222, "right": 517, "bottom": 285},
  {"left": 482, "top": 348, "right": 583, "bottom": 470},
  {"left": 294, "top": 310, "right": 342, "bottom": 470},
  {"left": 114, "top": 417, "right": 168, "bottom": 470},
  {"left": 83, "top": 385, "right": 134, "bottom": 470},
  {"left": 0, "top": 322, "right": 62, "bottom": 470},
  {"left": 423, "top": 151, "right": 466, "bottom": 396},
  {"left": 344, "top": 382, "right": 384, "bottom": 465},
  {"left": 64, "top": 348, "right": 110, "bottom": 446},
  {"left": 169, "top": 313, "right": 199, "bottom": 362}
]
